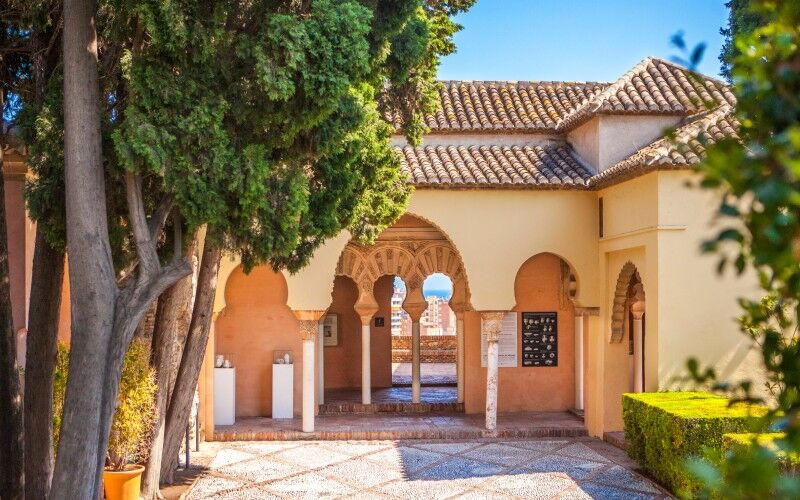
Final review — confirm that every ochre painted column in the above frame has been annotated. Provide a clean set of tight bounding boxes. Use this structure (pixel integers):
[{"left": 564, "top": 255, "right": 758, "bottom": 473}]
[
  {"left": 403, "top": 286, "right": 427, "bottom": 404},
  {"left": 294, "top": 310, "right": 325, "bottom": 433},
  {"left": 354, "top": 289, "right": 378, "bottom": 405},
  {"left": 574, "top": 313, "right": 585, "bottom": 411},
  {"left": 317, "top": 321, "right": 325, "bottom": 405},
  {"left": 481, "top": 311, "right": 505, "bottom": 432}
]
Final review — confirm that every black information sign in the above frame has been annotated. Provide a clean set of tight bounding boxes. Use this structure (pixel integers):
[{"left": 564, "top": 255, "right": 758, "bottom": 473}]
[{"left": 521, "top": 312, "right": 558, "bottom": 367}]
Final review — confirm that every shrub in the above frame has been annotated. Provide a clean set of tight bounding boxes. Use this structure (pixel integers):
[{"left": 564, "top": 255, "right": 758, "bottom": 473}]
[
  {"left": 52, "top": 340, "right": 157, "bottom": 470},
  {"left": 723, "top": 433, "right": 800, "bottom": 472},
  {"left": 623, "top": 392, "right": 767, "bottom": 496}
]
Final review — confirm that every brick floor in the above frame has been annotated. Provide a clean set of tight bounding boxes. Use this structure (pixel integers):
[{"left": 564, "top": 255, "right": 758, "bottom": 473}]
[
  {"left": 186, "top": 437, "right": 671, "bottom": 499},
  {"left": 214, "top": 411, "right": 587, "bottom": 441}
]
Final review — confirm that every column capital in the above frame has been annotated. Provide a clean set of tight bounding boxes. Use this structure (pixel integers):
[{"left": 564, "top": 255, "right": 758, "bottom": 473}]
[
  {"left": 480, "top": 311, "right": 506, "bottom": 342},
  {"left": 630, "top": 283, "right": 645, "bottom": 319},
  {"left": 297, "top": 319, "right": 319, "bottom": 341},
  {"left": 293, "top": 309, "right": 326, "bottom": 322}
]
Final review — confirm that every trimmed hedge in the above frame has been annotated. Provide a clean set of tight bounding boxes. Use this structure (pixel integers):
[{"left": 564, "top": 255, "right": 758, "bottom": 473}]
[
  {"left": 724, "top": 432, "right": 800, "bottom": 472},
  {"left": 623, "top": 392, "right": 767, "bottom": 495}
]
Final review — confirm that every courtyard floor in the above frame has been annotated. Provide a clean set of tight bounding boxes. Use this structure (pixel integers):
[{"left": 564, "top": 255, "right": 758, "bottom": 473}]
[{"left": 185, "top": 437, "right": 669, "bottom": 499}]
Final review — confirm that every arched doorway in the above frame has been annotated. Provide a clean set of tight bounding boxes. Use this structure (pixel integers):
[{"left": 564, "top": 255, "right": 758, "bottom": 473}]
[{"left": 330, "top": 214, "right": 471, "bottom": 409}]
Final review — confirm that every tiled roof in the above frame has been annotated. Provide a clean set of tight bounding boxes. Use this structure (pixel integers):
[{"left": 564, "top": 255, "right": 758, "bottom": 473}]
[
  {"left": 556, "top": 57, "right": 736, "bottom": 131},
  {"left": 397, "top": 144, "right": 593, "bottom": 188},
  {"left": 424, "top": 81, "right": 608, "bottom": 132},
  {"left": 589, "top": 105, "right": 739, "bottom": 188}
]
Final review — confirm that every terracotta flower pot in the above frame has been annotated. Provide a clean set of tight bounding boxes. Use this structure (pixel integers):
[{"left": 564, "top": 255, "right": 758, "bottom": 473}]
[{"left": 102, "top": 464, "right": 145, "bottom": 500}]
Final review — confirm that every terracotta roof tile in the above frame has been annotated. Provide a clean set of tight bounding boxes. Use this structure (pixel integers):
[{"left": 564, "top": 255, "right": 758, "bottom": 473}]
[
  {"left": 589, "top": 105, "right": 739, "bottom": 188},
  {"left": 423, "top": 81, "right": 608, "bottom": 132},
  {"left": 397, "top": 144, "right": 593, "bottom": 188},
  {"left": 556, "top": 57, "right": 736, "bottom": 131}
]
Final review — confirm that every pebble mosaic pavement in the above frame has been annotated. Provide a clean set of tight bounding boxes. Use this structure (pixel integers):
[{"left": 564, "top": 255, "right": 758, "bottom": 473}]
[{"left": 186, "top": 438, "right": 671, "bottom": 499}]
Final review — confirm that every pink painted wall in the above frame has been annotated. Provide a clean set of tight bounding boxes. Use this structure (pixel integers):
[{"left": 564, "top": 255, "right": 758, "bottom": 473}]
[
  {"left": 215, "top": 265, "right": 303, "bottom": 417},
  {"left": 464, "top": 253, "right": 576, "bottom": 413},
  {"left": 323, "top": 275, "right": 392, "bottom": 390}
]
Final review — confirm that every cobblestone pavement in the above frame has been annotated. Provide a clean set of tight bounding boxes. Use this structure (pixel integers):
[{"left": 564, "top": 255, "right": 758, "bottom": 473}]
[{"left": 186, "top": 438, "right": 670, "bottom": 499}]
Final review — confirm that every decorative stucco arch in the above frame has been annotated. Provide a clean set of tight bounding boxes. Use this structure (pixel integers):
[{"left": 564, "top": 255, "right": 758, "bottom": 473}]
[
  {"left": 334, "top": 213, "right": 472, "bottom": 312},
  {"left": 610, "top": 262, "right": 644, "bottom": 342}
]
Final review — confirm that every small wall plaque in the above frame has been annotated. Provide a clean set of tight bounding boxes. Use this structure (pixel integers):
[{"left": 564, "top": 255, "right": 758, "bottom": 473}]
[
  {"left": 521, "top": 312, "right": 558, "bottom": 367},
  {"left": 374, "top": 317, "right": 385, "bottom": 327}
]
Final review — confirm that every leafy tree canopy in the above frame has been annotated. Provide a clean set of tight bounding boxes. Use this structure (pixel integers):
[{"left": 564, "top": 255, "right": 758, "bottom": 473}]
[
  {"left": 688, "top": 1, "right": 800, "bottom": 496},
  {"left": 7, "top": 0, "right": 474, "bottom": 272}
]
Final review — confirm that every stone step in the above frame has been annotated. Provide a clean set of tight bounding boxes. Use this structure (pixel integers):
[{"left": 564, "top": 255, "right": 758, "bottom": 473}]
[{"left": 318, "top": 401, "right": 463, "bottom": 415}]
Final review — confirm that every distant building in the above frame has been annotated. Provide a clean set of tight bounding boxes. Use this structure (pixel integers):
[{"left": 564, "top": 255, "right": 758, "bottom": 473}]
[{"left": 391, "top": 286, "right": 411, "bottom": 336}]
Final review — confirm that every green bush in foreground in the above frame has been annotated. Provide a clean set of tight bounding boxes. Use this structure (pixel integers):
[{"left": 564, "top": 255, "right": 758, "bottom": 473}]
[
  {"left": 623, "top": 392, "right": 767, "bottom": 496},
  {"left": 724, "top": 433, "right": 800, "bottom": 472}
]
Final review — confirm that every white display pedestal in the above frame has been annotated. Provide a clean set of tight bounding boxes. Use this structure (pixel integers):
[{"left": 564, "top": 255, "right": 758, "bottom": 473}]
[
  {"left": 272, "top": 364, "right": 294, "bottom": 419},
  {"left": 213, "top": 367, "right": 236, "bottom": 426}
]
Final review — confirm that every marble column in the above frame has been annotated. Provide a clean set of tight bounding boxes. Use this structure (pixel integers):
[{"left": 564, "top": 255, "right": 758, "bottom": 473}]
[
  {"left": 456, "top": 311, "right": 466, "bottom": 404},
  {"left": 481, "top": 311, "right": 505, "bottom": 431},
  {"left": 317, "top": 322, "right": 325, "bottom": 405},
  {"left": 294, "top": 311, "right": 325, "bottom": 433},
  {"left": 403, "top": 286, "right": 427, "bottom": 405},
  {"left": 631, "top": 285, "right": 646, "bottom": 393},
  {"left": 574, "top": 313, "right": 584, "bottom": 411},
  {"left": 354, "top": 290, "right": 378, "bottom": 406}
]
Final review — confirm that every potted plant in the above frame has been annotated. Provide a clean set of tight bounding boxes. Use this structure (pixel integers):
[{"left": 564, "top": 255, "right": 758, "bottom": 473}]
[{"left": 54, "top": 340, "right": 157, "bottom": 500}]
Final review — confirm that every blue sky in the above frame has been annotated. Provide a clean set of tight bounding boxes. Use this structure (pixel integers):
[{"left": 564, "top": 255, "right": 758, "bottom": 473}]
[{"left": 438, "top": 0, "right": 729, "bottom": 82}]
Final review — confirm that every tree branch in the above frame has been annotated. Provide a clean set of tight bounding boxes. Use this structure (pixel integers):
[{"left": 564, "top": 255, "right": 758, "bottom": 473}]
[
  {"left": 148, "top": 193, "right": 175, "bottom": 242},
  {"left": 124, "top": 170, "right": 160, "bottom": 279}
]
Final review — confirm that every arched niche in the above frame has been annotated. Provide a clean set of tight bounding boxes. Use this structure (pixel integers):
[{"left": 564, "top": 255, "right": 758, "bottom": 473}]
[{"left": 611, "top": 262, "right": 644, "bottom": 343}]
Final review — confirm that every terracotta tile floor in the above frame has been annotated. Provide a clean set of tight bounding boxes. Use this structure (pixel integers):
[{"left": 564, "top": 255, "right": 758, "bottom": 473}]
[
  {"left": 186, "top": 437, "right": 671, "bottom": 499},
  {"left": 214, "top": 411, "right": 587, "bottom": 441}
]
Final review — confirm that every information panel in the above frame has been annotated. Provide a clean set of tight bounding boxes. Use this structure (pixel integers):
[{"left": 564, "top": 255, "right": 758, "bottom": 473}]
[
  {"left": 521, "top": 312, "right": 558, "bottom": 367},
  {"left": 481, "top": 312, "right": 517, "bottom": 368}
]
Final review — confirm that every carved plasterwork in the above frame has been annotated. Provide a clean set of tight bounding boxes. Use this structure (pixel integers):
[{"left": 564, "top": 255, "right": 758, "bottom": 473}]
[
  {"left": 480, "top": 311, "right": 506, "bottom": 342},
  {"left": 611, "top": 262, "right": 644, "bottom": 343},
  {"left": 335, "top": 238, "right": 471, "bottom": 310}
]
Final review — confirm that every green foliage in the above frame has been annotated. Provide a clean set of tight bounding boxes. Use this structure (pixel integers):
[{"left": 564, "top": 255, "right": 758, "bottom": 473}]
[
  {"left": 52, "top": 341, "right": 156, "bottom": 470},
  {"left": 723, "top": 432, "right": 800, "bottom": 470},
  {"left": 719, "top": 0, "right": 766, "bottom": 81},
  {"left": 52, "top": 342, "right": 69, "bottom": 451},
  {"left": 685, "top": 1, "right": 800, "bottom": 497},
  {"left": 7, "top": 0, "right": 475, "bottom": 275},
  {"left": 622, "top": 392, "right": 766, "bottom": 496}
]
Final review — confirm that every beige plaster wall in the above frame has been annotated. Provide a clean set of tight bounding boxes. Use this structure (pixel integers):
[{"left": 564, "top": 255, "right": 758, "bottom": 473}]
[
  {"left": 406, "top": 189, "right": 601, "bottom": 311},
  {"left": 596, "top": 115, "right": 681, "bottom": 172},
  {"left": 568, "top": 115, "right": 681, "bottom": 173},
  {"left": 4, "top": 178, "right": 28, "bottom": 333},
  {"left": 464, "top": 253, "right": 576, "bottom": 414}
]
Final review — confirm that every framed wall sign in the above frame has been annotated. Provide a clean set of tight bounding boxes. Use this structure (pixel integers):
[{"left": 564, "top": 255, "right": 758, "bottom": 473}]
[
  {"left": 322, "top": 313, "right": 339, "bottom": 347},
  {"left": 521, "top": 312, "right": 557, "bottom": 367}
]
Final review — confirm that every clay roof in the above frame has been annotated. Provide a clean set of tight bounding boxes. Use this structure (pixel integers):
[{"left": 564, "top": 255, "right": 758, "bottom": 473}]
[
  {"left": 423, "top": 81, "right": 608, "bottom": 133},
  {"left": 589, "top": 105, "right": 739, "bottom": 188},
  {"left": 411, "top": 58, "right": 735, "bottom": 134},
  {"left": 556, "top": 57, "right": 736, "bottom": 131},
  {"left": 397, "top": 144, "right": 593, "bottom": 188}
]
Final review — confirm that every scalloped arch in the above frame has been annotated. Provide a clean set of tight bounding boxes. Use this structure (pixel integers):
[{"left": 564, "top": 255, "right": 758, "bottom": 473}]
[{"left": 610, "top": 262, "right": 643, "bottom": 343}]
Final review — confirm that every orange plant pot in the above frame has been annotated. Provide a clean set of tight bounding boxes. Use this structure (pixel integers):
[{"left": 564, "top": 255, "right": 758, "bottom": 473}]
[{"left": 102, "top": 464, "right": 145, "bottom": 500}]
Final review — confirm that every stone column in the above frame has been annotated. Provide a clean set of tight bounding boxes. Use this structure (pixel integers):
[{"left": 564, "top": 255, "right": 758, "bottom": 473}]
[
  {"left": 354, "top": 289, "right": 378, "bottom": 405},
  {"left": 481, "top": 311, "right": 505, "bottom": 432},
  {"left": 294, "top": 310, "right": 325, "bottom": 433},
  {"left": 574, "top": 312, "right": 584, "bottom": 411},
  {"left": 317, "top": 321, "right": 325, "bottom": 405},
  {"left": 455, "top": 311, "right": 466, "bottom": 404},
  {"left": 403, "top": 285, "right": 427, "bottom": 404},
  {"left": 631, "top": 301, "right": 645, "bottom": 393}
]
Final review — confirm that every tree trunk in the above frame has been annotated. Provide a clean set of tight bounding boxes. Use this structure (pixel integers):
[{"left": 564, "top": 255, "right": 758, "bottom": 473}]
[
  {"left": 160, "top": 240, "right": 220, "bottom": 482},
  {"left": 53, "top": 1, "right": 117, "bottom": 498},
  {"left": 0, "top": 92, "right": 25, "bottom": 500},
  {"left": 23, "top": 231, "right": 65, "bottom": 500},
  {"left": 141, "top": 232, "right": 200, "bottom": 500}
]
